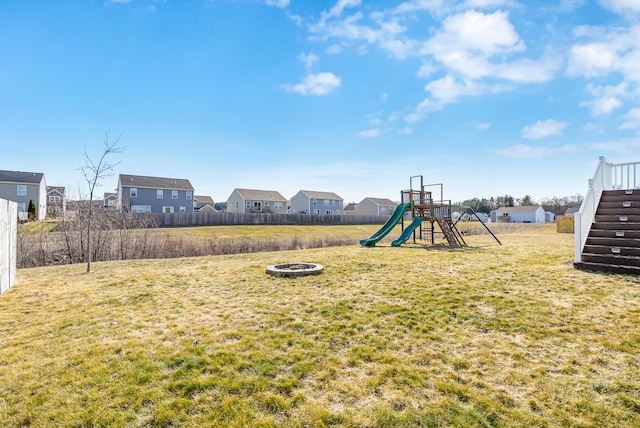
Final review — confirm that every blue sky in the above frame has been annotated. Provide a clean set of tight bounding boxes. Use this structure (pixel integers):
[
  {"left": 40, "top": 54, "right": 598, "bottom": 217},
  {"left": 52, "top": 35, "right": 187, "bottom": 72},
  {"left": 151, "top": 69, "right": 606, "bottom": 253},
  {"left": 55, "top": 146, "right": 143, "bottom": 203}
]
[{"left": 1, "top": 0, "right": 638, "bottom": 204}]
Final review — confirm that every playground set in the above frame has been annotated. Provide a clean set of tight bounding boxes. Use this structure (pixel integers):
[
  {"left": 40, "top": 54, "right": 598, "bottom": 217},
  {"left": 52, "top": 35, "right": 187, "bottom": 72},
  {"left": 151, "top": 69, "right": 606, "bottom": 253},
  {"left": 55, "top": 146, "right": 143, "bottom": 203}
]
[{"left": 360, "top": 175, "right": 500, "bottom": 248}]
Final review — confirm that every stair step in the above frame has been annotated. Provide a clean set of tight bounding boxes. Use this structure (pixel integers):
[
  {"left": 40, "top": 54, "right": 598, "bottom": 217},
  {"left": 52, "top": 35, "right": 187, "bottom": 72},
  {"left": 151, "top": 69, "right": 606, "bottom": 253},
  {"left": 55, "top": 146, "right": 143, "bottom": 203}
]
[
  {"left": 574, "top": 261, "right": 640, "bottom": 275},
  {"left": 590, "top": 222, "right": 640, "bottom": 231},
  {"left": 597, "top": 201, "right": 637, "bottom": 209},
  {"left": 600, "top": 192, "right": 640, "bottom": 203},
  {"left": 588, "top": 229, "right": 640, "bottom": 238},
  {"left": 585, "top": 236, "right": 640, "bottom": 247},
  {"left": 596, "top": 207, "right": 640, "bottom": 215},
  {"left": 583, "top": 244, "right": 640, "bottom": 257},
  {"left": 581, "top": 253, "right": 640, "bottom": 267},
  {"left": 594, "top": 214, "right": 640, "bottom": 222}
]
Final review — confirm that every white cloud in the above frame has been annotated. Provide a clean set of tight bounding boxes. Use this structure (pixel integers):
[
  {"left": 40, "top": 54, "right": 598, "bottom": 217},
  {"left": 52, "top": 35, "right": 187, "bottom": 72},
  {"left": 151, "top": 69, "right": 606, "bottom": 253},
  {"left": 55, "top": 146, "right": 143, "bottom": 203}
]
[
  {"left": 475, "top": 122, "right": 492, "bottom": 130},
  {"left": 522, "top": 119, "right": 569, "bottom": 139},
  {"left": 399, "top": 126, "right": 413, "bottom": 134},
  {"left": 393, "top": 0, "right": 449, "bottom": 16},
  {"left": 494, "top": 144, "right": 575, "bottom": 158},
  {"left": 282, "top": 72, "right": 342, "bottom": 95},
  {"left": 620, "top": 108, "right": 640, "bottom": 130},
  {"left": 323, "top": 0, "right": 362, "bottom": 20},
  {"left": 591, "top": 137, "right": 640, "bottom": 153},
  {"left": 326, "top": 44, "right": 344, "bottom": 54},
  {"left": 460, "top": 0, "right": 518, "bottom": 10},
  {"left": 357, "top": 128, "right": 381, "bottom": 138},
  {"left": 423, "top": 11, "right": 524, "bottom": 58},
  {"left": 579, "top": 82, "right": 628, "bottom": 116},
  {"left": 298, "top": 52, "right": 319, "bottom": 71},
  {"left": 416, "top": 63, "right": 436, "bottom": 78},
  {"left": 598, "top": 0, "right": 640, "bottom": 14},
  {"left": 265, "top": 0, "right": 290, "bottom": 8}
]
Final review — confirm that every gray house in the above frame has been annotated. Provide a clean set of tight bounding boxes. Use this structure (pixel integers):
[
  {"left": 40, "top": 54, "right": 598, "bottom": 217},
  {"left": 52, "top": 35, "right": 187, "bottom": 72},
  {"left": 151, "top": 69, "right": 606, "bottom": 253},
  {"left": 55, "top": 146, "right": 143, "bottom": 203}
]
[
  {"left": 355, "top": 197, "right": 397, "bottom": 216},
  {"left": 46, "top": 186, "right": 66, "bottom": 217},
  {"left": 118, "top": 174, "right": 194, "bottom": 214},
  {"left": 0, "top": 170, "right": 47, "bottom": 220},
  {"left": 290, "top": 190, "right": 343, "bottom": 215},
  {"left": 226, "top": 188, "right": 287, "bottom": 214}
]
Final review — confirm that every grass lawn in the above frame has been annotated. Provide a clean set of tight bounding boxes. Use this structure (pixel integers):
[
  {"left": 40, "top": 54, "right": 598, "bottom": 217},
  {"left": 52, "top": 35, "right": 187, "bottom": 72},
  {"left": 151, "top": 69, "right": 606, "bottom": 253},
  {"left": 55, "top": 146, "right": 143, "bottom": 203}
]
[{"left": 1, "top": 224, "right": 639, "bottom": 427}]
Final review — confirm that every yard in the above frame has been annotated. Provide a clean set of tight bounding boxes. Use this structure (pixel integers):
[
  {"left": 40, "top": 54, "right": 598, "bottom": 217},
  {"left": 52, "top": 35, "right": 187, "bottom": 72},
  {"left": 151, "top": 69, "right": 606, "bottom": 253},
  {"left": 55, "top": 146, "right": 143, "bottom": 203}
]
[{"left": 1, "top": 224, "right": 639, "bottom": 427}]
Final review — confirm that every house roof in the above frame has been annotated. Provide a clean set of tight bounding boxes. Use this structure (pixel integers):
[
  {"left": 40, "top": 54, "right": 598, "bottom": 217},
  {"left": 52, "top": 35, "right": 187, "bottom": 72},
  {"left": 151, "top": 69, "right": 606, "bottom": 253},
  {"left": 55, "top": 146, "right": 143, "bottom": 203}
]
[
  {"left": 119, "top": 174, "right": 194, "bottom": 191},
  {"left": 564, "top": 206, "right": 580, "bottom": 215},
  {"left": 234, "top": 188, "right": 287, "bottom": 202},
  {"left": 496, "top": 205, "right": 542, "bottom": 213},
  {"left": 299, "top": 190, "right": 343, "bottom": 200},
  {"left": 47, "top": 186, "right": 65, "bottom": 195},
  {"left": 361, "top": 197, "right": 396, "bottom": 206},
  {"left": 0, "top": 170, "right": 44, "bottom": 184},
  {"left": 343, "top": 202, "right": 357, "bottom": 211},
  {"left": 104, "top": 192, "right": 117, "bottom": 200},
  {"left": 195, "top": 195, "right": 214, "bottom": 204}
]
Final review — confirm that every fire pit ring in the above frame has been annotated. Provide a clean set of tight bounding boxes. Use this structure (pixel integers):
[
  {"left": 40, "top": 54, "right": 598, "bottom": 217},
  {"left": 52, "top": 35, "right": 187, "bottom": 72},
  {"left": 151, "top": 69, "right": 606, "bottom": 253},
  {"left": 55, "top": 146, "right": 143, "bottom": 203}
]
[{"left": 266, "top": 262, "right": 324, "bottom": 278}]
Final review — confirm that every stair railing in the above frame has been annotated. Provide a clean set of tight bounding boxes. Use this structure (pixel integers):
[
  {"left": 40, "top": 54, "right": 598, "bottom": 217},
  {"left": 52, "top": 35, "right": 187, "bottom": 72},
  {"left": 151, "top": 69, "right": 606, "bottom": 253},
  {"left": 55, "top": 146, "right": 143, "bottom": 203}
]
[{"left": 575, "top": 157, "right": 640, "bottom": 262}]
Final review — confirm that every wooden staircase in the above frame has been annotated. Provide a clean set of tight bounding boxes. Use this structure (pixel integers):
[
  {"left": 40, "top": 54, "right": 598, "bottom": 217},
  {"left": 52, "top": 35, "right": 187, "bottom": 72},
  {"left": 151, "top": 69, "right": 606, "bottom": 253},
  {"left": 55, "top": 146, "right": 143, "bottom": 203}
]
[
  {"left": 575, "top": 189, "right": 640, "bottom": 274},
  {"left": 436, "top": 217, "right": 467, "bottom": 247}
]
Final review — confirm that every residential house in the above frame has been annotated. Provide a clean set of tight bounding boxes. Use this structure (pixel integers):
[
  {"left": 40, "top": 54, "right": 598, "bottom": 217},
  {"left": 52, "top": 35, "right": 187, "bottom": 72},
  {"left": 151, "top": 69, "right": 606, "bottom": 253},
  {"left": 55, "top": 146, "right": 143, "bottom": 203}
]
[
  {"left": 355, "top": 197, "right": 397, "bottom": 216},
  {"left": 103, "top": 192, "right": 118, "bottom": 210},
  {"left": 226, "top": 188, "right": 287, "bottom": 214},
  {"left": 118, "top": 174, "right": 194, "bottom": 214},
  {"left": 46, "top": 186, "right": 66, "bottom": 217},
  {"left": 342, "top": 202, "right": 357, "bottom": 215},
  {"left": 290, "top": 190, "right": 344, "bottom": 215},
  {"left": 564, "top": 206, "right": 580, "bottom": 216},
  {"left": 194, "top": 195, "right": 216, "bottom": 212},
  {"left": 0, "top": 170, "right": 47, "bottom": 220},
  {"left": 495, "top": 205, "right": 546, "bottom": 223}
]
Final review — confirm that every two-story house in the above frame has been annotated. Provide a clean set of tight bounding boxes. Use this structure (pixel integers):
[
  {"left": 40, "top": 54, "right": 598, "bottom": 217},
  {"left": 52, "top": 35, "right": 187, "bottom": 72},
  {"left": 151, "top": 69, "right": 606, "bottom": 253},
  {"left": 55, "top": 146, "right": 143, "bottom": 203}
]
[
  {"left": 290, "top": 190, "right": 343, "bottom": 215},
  {"left": 117, "top": 174, "right": 194, "bottom": 214},
  {"left": 0, "top": 170, "right": 47, "bottom": 220},
  {"left": 46, "top": 186, "right": 66, "bottom": 217},
  {"left": 355, "top": 197, "right": 397, "bottom": 216},
  {"left": 226, "top": 188, "right": 287, "bottom": 214}
]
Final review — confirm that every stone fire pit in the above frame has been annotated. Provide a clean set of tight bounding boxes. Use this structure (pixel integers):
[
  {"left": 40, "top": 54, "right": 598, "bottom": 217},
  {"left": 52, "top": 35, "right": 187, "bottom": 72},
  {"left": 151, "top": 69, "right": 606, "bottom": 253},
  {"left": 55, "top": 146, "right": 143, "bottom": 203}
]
[{"left": 266, "top": 262, "right": 324, "bottom": 278}]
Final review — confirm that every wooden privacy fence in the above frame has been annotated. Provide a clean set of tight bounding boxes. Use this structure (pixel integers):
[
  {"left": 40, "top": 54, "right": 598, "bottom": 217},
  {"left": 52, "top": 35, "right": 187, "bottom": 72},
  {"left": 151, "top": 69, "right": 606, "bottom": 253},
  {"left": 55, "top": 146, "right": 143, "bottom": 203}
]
[
  {"left": 0, "top": 198, "right": 17, "bottom": 294},
  {"left": 146, "top": 212, "right": 389, "bottom": 227}
]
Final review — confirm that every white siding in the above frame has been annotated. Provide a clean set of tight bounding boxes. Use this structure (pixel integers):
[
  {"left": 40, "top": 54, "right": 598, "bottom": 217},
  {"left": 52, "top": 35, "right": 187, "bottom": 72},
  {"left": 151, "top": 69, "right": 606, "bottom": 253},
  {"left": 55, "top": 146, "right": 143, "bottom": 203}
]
[{"left": 0, "top": 198, "right": 17, "bottom": 293}]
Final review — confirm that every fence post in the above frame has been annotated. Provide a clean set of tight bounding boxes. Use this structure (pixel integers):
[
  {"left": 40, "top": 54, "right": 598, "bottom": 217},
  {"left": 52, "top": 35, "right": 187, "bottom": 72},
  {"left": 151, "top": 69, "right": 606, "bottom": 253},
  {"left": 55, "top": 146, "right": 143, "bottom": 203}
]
[{"left": 1, "top": 198, "right": 17, "bottom": 294}]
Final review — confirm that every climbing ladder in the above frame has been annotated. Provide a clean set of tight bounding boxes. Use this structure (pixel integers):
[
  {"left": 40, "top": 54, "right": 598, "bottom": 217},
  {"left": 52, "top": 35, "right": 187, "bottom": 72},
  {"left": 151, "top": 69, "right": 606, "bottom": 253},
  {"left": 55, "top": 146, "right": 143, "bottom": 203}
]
[{"left": 436, "top": 217, "right": 466, "bottom": 247}]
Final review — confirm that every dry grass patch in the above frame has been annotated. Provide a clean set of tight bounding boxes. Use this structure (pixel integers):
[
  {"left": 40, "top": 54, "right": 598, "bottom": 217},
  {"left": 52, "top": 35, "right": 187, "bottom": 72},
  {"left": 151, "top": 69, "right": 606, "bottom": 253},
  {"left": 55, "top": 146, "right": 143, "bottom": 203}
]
[{"left": 2, "top": 224, "right": 639, "bottom": 427}]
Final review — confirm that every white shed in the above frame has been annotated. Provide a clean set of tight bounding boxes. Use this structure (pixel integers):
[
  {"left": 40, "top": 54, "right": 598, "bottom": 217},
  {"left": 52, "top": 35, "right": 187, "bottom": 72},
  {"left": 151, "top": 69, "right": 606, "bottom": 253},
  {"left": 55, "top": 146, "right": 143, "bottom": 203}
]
[{"left": 495, "top": 205, "right": 546, "bottom": 223}]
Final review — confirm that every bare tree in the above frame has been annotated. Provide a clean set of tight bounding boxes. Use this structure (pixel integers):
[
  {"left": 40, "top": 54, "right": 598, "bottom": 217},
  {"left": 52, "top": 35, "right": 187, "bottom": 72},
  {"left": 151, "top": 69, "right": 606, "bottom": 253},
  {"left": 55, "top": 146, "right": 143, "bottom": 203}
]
[{"left": 79, "top": 131, "right": 124, "bottom": 273}]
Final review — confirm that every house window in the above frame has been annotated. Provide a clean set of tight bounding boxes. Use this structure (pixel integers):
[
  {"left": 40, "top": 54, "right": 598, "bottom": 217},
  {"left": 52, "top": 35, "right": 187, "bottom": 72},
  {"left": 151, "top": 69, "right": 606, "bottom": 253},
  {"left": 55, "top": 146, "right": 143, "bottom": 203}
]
[
  {"left": 17, "top": 185, "right": 26, "bottom": 196},
  {"left": 246, "top": 201, "right": 252, "bottom": 209},
  {"left": 131, "top": 205, "right": 151, "bottom": 213},
  {"left": 235, "top": 201, "right": 239, "bottom": 210},
  {"left": 107, "top": 199, "right": 115, "bottom": 207},
  {"left": 179, "top": 206, "right": 186, "bottom": 213},
  {"left": 172, "top": 190, "right": 178, "bottom": 199},
  {"left": 264, "top": 201, "right": 270, "bottom": 208},
  {"left": 253, "top": 201, "right": 262, "bottom": 211},
  {"left": 49, "top": 195, "right": 61, "bottom": 203},
  {"left": 324, "top": 200, "right": 330, "bottom": 206},
  {"left": 313, "top": 209, "right": 320, "bottom": 215},
  {"left": 186, "top": 191, "right": 192, "bottom": 200},
  {"left": 162, "top": 206, "right": 174, "bottom": 213},
  {"left": 326, "top": 210, "right": 332, "bottom": 215},
  {"left": 157, "top": 189, "right": 164, "bottom": 199},
  {"left": 17, "top": 202, "right": 26, "bottom": 212},
  {"left": 274, "top": 202, "right": 283, "bottom": 210},
  {"left": 332, "top": 200, "right": 336, "bottom": 206},
  {"left": 130, "top": 188, "right": 137, "bottom": 198},
  {"left": 313, "top": 199, "right": 317, "bottom": 205}
]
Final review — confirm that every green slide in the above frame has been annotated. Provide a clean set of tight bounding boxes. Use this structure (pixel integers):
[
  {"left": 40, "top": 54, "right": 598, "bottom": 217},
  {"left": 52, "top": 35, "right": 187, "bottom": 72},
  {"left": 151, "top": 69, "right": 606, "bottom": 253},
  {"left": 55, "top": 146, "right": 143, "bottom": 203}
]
[
  {"left": 360, "top": 203, "right": 410, "bottom": 247},
  {"left": 391, "top": 216, "right": 423, "bottom": 247}
]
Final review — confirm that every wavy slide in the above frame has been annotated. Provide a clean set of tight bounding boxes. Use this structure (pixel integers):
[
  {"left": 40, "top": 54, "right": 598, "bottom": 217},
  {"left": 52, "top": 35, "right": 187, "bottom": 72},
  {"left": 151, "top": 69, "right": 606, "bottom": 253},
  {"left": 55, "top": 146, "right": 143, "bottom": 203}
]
[
  {"left": 360, "top": 203, "right": 410, "bottom": 247},
  {"left": 391, "top": 216, "right": 423, "bottom": 247}
]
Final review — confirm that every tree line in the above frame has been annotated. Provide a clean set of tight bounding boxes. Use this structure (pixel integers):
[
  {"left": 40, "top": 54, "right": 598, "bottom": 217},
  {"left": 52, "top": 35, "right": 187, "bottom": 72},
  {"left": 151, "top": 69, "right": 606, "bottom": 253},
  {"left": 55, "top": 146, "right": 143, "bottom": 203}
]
[{"left": 456, "top": 194, "right": 583, "bottom": 214}]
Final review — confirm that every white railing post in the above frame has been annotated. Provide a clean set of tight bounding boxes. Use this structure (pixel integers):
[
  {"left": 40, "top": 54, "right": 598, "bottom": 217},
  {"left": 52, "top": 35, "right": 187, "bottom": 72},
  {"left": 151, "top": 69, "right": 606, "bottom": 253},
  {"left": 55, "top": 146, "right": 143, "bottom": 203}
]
[{"left": 574, "top": 211, "right": 582, "bottom": 263}]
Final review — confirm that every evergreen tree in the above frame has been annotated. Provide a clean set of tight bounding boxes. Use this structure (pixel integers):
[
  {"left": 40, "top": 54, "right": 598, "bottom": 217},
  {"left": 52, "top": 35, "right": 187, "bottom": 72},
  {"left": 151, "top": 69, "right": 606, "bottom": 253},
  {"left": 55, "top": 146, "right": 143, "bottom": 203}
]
[{"left": 27, "top": 199, "right": 36, "bottom": 221}]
